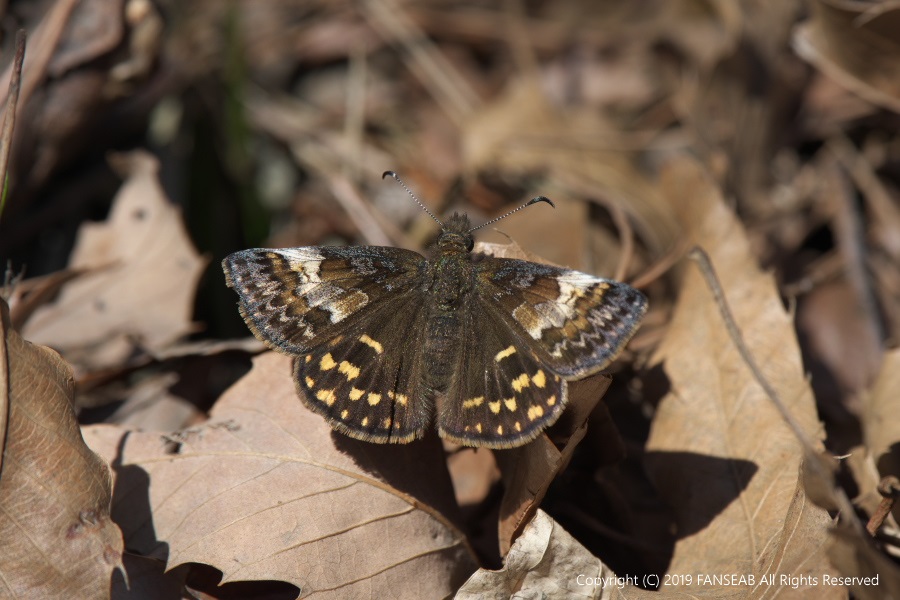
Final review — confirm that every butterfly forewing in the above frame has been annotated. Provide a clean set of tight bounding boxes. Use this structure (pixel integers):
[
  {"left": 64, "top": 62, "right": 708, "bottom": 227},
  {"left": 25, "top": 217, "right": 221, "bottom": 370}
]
[
  {"left": 223, "top": 247, "right": 425, "bottom": 354},
  {"left": 476, "top": 258, "right": 647, "bottom": 378}
]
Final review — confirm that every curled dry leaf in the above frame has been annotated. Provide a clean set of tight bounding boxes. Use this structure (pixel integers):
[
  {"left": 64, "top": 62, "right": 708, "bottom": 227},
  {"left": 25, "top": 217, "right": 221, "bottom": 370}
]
[
  {"left": 457, "top": 509, "right": 655, "bottom": 600},
  {"left": 0, "top": 298, "right": 124, "bottom": 598},
  {"left": 83, "top": 352, "right": 477, "bottom": 598},
  {"left": 495, "top": 375, "right": 612, "bottom": 556},
  {"left": 22, "top": 150, "right": 207, "bottom": 372},
  {"left": 644, "top": 157, "right": 840, "bottom": 596},
  {"left": 793, "top": 0, "right": 900, "bottom": 114}
]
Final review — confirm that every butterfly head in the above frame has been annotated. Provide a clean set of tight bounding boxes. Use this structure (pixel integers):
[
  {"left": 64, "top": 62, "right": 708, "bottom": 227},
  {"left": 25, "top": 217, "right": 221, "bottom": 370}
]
[{"left": 438, "top": 213, "right": 475, "bottom": 253}]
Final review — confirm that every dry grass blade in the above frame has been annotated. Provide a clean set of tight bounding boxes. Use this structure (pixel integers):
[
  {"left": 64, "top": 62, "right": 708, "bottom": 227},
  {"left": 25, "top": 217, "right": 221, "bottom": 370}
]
[{"left": 793, "top": 0, "right": 900, "bottom": 113}]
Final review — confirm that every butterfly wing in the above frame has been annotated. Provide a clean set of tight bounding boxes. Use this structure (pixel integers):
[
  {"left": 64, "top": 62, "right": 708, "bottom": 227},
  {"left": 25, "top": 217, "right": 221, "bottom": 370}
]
[
  {"left": 293, "top": 293, "right": 432, "bottom": 443},
  {"left": 437, "top": 257, "right": 645, "bottom": 448},
  {"left": 223, "top": 246, "right": 433, "bottom": 442},
  {"left": 475, "top": 258, "right": 647, "bottom": 379},
  {"left": 437, "top": 299, "right": 567, "bottom": 448},
  {"left": 223, "top": 246, "right": 425, "bottom": 354}
]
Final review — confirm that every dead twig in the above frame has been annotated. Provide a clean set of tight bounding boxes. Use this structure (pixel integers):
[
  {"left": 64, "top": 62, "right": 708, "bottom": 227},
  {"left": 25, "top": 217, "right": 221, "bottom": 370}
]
[
  {"left": 0, "top": 30, "right": 27, "bottom": 222},
  {"left": 866, "top": 476, "right": 900, "bottom": 536},
  {"left": 688, "top": 246, "right": 860, "bottom": 526}
]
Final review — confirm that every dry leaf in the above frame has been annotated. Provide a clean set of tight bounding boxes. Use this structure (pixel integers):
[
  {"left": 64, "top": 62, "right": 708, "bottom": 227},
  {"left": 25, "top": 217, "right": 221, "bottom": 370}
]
[
  {"left": 22, "top": 151, "right": 207, "bottom": 371},
  {"left": 477, "top": 183, "right": 590, "bottom": 271},
  {"left": 468, "top": 239, "right": 625, "bottom": 556},
  {"left": 826, "top": 525, "right": 900, "bottom": 600},
  {"left": 83, "top": 352, "right": 477, "bottom": 598},
  {"left": 49, "top": 0, "right": 125, "bottom": 77},
  {"left": 793, "top": 0, "right": 900, "bottom": 114},
  {"left": 495, "top": 375, "right": 612, "bottom": 556},
  {"left": 644, "top": 157, "right": 840, "bottom": 596},
  {"left": 457, "top": 509, "right": 655, "bottom": 600},
  {"left": 0, "top": 298, "right": 124, "bottom": 598},
  {"left": 864, "top": 348, "right": 900, "bottom": 480}
]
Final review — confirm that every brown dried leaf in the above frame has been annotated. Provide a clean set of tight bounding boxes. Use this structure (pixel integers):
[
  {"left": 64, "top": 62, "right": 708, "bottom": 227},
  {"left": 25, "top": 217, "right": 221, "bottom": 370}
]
[
  {"left": 478, "top": 194, "right": 590, "bottom": 272},
  {"left": 793, "top": 0, "right": 900, "bottom": 113},
  {"left": 0, "top": 298, "right": 124, "bottom": 599},
  {"left": 864, "top": 348, "right": 900, "bottom": 479},
  {"left": 457, "top": 510, "right": 655, "bottom": 600},
  {"left": 111, "top": 554, "right": 185, "bottom": 600},
  {"left": 49, "top": 0, "right": 125, "bottom": 77},
  {"left": 645, "top": 157, "right": 839, "bottom": 596},
  {"left": 495, "top": 375, "right": 612, "bottom": 556},
  {"left": 22, "top": 151, "right": 207, "bottom": 371},
  {"left": 826, "top": 525, "right": 900, "bottom": 600},
  {"left": 83, "top": 352, "right": 477, "bottom": 598}
]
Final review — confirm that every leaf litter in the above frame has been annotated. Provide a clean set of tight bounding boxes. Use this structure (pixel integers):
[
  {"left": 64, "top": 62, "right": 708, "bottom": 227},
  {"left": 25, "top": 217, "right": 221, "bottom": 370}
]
[
  {"left": 1, "top": 1, "right": 900, "bottom": 599},
  {"left": 83, "top": 352, "right": 477, "bottom": 598}
]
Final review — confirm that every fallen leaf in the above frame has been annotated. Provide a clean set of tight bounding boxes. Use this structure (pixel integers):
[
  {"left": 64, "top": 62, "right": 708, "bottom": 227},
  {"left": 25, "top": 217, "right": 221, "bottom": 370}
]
[
  {"left": 826, "top": 524, "right": 900, "bottom": 600},
  {"left": 864, "top": 348, "right": 900, "bottom": 480},
  {"left": 22, "top": 151, "right": 207, "bottom": 372},
  {"left": 83, "top": 352, "right": 477, "bottom": 598},
  {"left": 793, "top": 0, "right": 900, "bottom": 113},
  {"left": 469, "top": 239, "right": 627, "bottom": 556},
  {"left": 0, "top": 298, "right": 124, "bottom": 598},
  {"left": 495, "top": 375, "right": 612, "bottom": 556},
  {"left": 644, "top": 157, "right": 840, "bottom": 596},
  {"left": 457, "top": 509, "right": 655, "bottom": 600},
  {"left": 102, "top": 372, "right": 202, "bottom": 432},
  {"left": 477, "top": 194, "right": 590, "bottom": 272}
]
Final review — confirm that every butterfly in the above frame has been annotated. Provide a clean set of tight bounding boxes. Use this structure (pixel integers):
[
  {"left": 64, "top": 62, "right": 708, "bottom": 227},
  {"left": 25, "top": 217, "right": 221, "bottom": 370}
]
[{"left": 222, "top": 172, "right": 647, "bottom": 449}]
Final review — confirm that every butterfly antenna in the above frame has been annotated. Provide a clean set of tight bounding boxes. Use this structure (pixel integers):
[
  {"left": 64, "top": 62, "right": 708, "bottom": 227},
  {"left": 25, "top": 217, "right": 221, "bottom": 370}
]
[
  {"left": 382, "top": 171, "right": 443, "bottom": 227},
  {"left": 467, "top": 196, "right": 555, "bottom": 233}
]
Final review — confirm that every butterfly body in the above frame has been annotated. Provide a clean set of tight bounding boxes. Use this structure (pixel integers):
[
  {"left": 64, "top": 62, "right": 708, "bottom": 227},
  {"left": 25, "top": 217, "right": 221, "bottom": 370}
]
[{"left": 223, "top": 212, "right": 647, "bottom": 448}]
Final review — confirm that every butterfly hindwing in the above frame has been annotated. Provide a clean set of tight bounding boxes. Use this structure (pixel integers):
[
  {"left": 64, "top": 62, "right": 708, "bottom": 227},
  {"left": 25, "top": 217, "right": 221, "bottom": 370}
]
[
  {"left": 293, "top": 294, "right": 432, "bottom": 443},
  {"left": 437, "top": 304, "right": 566, "bottom": 448},
  {"left": 476, "top": 258, "right": 647, "bottom": 378},
  {"left": 223, "top": 246, "right": 425, "bottom": 354}
]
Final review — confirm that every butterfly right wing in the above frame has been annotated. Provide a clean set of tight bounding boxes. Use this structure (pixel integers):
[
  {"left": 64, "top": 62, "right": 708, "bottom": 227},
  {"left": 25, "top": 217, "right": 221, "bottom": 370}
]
[{"left": 223, "top": 246, "right": 425, "bottom": 354}]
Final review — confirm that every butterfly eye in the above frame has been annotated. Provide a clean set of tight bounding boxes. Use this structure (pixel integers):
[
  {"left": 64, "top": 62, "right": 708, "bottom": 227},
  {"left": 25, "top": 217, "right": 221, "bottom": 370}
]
[{"left": 466, "top": 236, "right": 475, "bottom": 252}]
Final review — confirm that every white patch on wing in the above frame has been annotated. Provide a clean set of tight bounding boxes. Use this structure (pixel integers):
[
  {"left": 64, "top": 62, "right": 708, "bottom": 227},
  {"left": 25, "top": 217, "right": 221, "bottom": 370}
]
[
  {"left": 275, "top": 248, "right": 325, "bottom": 283},
  {"left": 272, "top": 248, "right": 369, "bottom": 324}
]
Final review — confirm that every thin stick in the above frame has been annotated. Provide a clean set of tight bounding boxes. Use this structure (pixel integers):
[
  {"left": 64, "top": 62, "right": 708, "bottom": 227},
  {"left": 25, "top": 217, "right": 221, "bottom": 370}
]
[
  {"left": 689, "top": 246, "right": 861, "bottom": 526},
  {"left": 0, "top": 30, "right": 26, "bottom": 223},
  {"left": 688, "top": 246, "right": 813, "bottom": 446}
]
